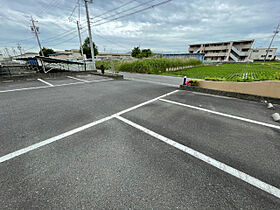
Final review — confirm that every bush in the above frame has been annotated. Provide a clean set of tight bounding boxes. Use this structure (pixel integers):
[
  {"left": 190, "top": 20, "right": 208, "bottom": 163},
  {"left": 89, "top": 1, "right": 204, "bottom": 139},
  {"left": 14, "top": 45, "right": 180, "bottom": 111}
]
[
  {"left": 95, "top": 60, "right": 121, "bottom": 71},
  {"left": 118, "top": 58, "right": 201, "bottom": 74},
  {"left": 188, "top": 80, "right": 200, "bottom": 86}
]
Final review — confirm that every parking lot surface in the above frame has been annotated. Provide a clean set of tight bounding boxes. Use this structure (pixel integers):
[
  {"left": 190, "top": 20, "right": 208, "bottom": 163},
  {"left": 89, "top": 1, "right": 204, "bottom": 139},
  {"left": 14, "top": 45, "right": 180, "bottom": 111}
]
[{"left": 0, "top": 75, "right": 279, "bottom": 209}]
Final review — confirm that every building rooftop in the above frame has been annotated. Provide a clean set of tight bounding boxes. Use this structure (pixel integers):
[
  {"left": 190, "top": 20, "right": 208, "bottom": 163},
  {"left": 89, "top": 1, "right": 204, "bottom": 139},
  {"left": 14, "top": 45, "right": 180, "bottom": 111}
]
[{"left": 189, "top": 39, "right": 255, "bottom": 46}]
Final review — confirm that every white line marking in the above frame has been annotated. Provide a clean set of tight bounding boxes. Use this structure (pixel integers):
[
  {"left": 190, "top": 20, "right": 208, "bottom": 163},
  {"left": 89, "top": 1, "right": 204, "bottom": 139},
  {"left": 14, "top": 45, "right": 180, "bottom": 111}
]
[
  {"left": 67, "top": 76, "right": 89, "bottom": 82},
  {"left": 192, "top": 91, "right": 236, "bottom": 100},
  {"left": 115, "top": 115, "right": 280, "bottom": 199},
  {"left": 159, "top": 98, "right": 280, "bottom": 130},
  {"left": 126, "top": 78, "right": 179, "bottom": 87},
  {"left": 37, "top": 78, "right": 54, "bottom": 87},
  {"left": 0, "top": 90, "right": 178, "bottom": 163},
  {"left": 112, "top": 90, "right": 180, "bottom": 117},
  {"left": 0, "top": 78, "right": 113, "bottom": 94}
]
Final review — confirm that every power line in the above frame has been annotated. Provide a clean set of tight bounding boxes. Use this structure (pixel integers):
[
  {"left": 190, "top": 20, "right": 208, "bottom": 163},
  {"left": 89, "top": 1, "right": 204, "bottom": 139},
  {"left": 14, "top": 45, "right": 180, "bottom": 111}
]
[
  {"left": 91, "top": 0, "right": 172, "bottom": 27},
  {"left": 92, "top": 0, "right": 157, "bottom": 24},
  {"left": 92, "top": 0, "right": 136, "bottom": 21}
]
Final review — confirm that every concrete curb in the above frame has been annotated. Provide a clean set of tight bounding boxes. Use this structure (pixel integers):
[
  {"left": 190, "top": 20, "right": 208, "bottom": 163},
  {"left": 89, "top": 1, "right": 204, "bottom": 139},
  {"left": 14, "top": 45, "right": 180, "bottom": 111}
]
[
  {"left": 180, "top": 85, "right": 280, "bottom": 105},
  {"left": 0, "top": 70, "right": 123, "bottom": 82}
]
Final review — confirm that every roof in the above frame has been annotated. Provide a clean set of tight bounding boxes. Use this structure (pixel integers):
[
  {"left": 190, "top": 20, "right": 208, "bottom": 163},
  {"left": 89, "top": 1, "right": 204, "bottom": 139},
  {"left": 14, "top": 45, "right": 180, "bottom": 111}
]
[
  {"left": 16, "top": 56, "right": 84, "bottom": 65},
  {"left": 49, "top": 52, "right": 71, "bottom": 56},
  {"left": 189, "top": 40, "right": 255, "bottom": 46}
]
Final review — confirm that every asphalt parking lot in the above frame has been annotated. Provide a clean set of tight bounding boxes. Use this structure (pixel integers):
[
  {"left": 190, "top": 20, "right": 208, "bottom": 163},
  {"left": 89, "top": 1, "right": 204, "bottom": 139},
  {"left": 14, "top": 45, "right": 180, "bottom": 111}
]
[{"left": 0, "top": 74, "right": 280, "bottom": 209}]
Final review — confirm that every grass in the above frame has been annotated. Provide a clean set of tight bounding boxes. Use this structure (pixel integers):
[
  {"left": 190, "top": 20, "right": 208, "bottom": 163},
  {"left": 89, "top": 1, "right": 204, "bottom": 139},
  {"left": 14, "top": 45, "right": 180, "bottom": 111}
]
[
  {"left": 160, "top": 62, "right": 280, "bottom": 82},
  {"left": 95, "top": 60, "right": 121, "bottom": 71},
  {"left": 117, "top": 58, "right": 202, "bottom": 74}
]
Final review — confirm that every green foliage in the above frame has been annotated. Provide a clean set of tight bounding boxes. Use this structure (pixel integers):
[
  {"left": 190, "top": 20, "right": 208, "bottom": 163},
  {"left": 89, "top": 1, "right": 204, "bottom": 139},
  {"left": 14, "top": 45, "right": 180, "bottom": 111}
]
[
  {"left": 274, "top": 72, "right": 280, "bottom": 80},
  {"left": 205, "top": 77, "right": 227, "bottom": 81},
  {"left": 131, "top": 47, "right": 141, "bottom": 58},
  {"left": 161, "top": 63, "right": 280, "bottom": 82},
  {"left": 131, "top": 47, "right": 154, "bottom": 58},
  {"left": 40, "top": 47, "right": 55, "bottom": 57},
  {"left": 95, "top": 60, "right": 121, "bottom": 70},
  {"left": 118, "top": 58, "right": 202, "bottom": 74},
  {"left": 189, "top": 80, "right": 200, "bottom": 86},
  {"left": 82, "top": 37, "right": 98, "bottom": 59},
  {"left": 138, "top": 49, "right": 153, "bottom": 58}
]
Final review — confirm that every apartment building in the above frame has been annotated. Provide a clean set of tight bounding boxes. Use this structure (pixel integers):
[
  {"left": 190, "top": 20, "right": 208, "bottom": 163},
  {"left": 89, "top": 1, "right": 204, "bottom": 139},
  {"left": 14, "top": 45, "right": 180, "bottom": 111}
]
[
  {"left": 249, "top": 48, "right": 277, "bottom": 61},
  {"left": 188, "top": 40, "right": 254, "bottom": 62}
]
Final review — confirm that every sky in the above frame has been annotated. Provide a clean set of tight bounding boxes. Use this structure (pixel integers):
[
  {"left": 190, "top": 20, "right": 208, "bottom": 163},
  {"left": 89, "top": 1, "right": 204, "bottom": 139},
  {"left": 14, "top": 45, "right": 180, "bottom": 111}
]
[{"left": 0, "top": 0, "right": 279, "bottom": 56}]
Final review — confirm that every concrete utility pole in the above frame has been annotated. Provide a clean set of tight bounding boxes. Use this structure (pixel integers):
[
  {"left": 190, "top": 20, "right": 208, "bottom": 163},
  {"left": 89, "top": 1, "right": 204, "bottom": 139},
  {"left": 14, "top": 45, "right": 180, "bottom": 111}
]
[
  {"left": 17, "top": 43, "right": 23, "bottom": 56},
  {"left": 77, "top": 21, "right": 85, "bottom": 61},
  {"left": 30, "top": 16, "right": 44, "bottom": 57},
  {"left": 264, "top": 23, "right": 279, "bottom": 63},
  {"left": 84, "top": 0, "right": 96, "bottom": 70}
]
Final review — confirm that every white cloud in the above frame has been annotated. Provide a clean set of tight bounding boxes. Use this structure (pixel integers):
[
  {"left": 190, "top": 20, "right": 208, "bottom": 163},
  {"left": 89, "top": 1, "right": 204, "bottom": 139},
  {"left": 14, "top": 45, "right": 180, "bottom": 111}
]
[{"left": 0, "top": 0, "right": 279, "bottom": 53}]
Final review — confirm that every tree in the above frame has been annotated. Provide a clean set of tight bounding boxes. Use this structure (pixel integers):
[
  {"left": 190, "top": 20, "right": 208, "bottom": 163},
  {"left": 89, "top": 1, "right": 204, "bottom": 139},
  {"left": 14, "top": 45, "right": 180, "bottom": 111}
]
[
  {"left": 131, "top": 47, "right": 154, "bottom": 58},
  {"left": 39, "top": 47, "right": 55, "bottom": 57},
  {"left": 82, "top": 37, "right": 98, "bottom": 59},
  {"left": 139, "top": 49, "right": 153, "bottom": 58},
  {"left": 131, "top": 46, "right": 141, "bottom": 58}
]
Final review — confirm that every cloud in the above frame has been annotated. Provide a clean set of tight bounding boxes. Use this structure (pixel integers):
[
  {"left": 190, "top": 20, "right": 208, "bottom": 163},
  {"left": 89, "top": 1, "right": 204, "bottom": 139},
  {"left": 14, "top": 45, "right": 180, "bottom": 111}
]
[{"left": 0, "top": 0, "right": 279, "bottom": 54}]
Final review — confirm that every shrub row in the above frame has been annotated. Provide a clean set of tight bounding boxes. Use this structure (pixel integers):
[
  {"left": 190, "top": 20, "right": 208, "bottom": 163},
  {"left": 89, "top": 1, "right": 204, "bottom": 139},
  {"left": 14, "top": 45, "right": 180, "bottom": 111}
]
[{"left": 118, "top": 58, "right": 201, "bottom": 74}]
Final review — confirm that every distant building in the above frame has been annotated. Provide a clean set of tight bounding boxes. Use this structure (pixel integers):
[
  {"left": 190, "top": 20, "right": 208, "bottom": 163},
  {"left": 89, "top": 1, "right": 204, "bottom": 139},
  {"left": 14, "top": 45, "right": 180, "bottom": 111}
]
[
  {"left": 188, "top": 40, "right": 254, "bottom": 62},
  {"left": 13, "top": 52, "right": 38, "bottom": 59},
  {"left": 162, "top": 53, "right": 205, "bottom": 62},
  {"left": 248, "top": 48, "right": 277, "bottom": 61},
  {"left": 49, "top": 49, "right": 83, "bottom": 61},
  {"left": 0, "top": 53, "right": 3, "bottom": 61},
  {"left": 96, "top": 53, "right": 132, "bottom": 60}
]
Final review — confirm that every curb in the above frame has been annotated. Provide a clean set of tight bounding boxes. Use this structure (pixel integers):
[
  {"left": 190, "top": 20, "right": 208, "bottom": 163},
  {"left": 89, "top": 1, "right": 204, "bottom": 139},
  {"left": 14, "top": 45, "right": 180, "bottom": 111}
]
[
  {"left": 180, "top": 85, "right": 280, "bottom": 105},
  {"left": 0, "top": 70, "right": 123, "bottom": 82}
]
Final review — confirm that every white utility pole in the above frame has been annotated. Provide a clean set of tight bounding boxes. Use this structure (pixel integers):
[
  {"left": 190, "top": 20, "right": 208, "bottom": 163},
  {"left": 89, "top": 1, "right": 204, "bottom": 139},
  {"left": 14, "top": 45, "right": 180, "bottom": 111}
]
[
  {"left": 77, "top": 21, "right": 85, "bottom": 62},
  {"left": 84, "top": 0, "right": 96, "bottom": 70},
  {"left": 264, "top": 24, "right": 279, "bottom": 63},
  {"left": 17, "top": 43, "right": 23, "bottom": 56},
  {"left": 31, "top": 16, "right": 44, "bottom": 57}
]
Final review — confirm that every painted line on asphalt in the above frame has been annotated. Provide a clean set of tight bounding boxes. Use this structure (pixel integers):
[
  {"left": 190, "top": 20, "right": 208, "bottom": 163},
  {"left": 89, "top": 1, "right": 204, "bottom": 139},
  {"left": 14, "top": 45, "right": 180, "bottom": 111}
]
[
  {"left": 192, "top": 91, "right": 237, "bottom": 100},
  {"left": 0, "top": 90, "right": 179, "bottom": 163},
  {"left": 126, "top": 78, "right": 179, "bottom": 87},
  {"left": 37, "top": 78, "right": 54, "bottom": 87},
  {"left": 115, "top": 115, "right": 280, "bottom": 199},
  {"left": 159, "top": 98, "right": 280, "bottom": 130},
  {"left": 0, "top": 78, "right": 113, "bottom": 94},
  {"left": 67, "top": 76, "right": 89, "bottom": 82}
]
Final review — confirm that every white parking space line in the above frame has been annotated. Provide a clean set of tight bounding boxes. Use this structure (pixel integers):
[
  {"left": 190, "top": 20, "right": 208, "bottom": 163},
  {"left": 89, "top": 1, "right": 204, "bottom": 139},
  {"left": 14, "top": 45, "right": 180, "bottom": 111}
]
[
  {"left": 37, "top": 78, "right": 54, "bottom": 87},
  {"left": 192, "top": 91, "right": 237, "bottom": 100},
  {"left": 115, "top": 115, "right": 280, "bottom": 199},
  {"left": 0, "top": 90, "right": 178, "bottom": 163},
  {"left": 0, "top": 78, "right": 113, "bottom": 94},
  {"left": 126, "top": 78, "right": 179, "bottom": 87},
  {"left": 159, "top": 98, "right": 280, "bottom": 130},
  {"left": 67, "top": 76, "right": 89, "bottom": 82}
]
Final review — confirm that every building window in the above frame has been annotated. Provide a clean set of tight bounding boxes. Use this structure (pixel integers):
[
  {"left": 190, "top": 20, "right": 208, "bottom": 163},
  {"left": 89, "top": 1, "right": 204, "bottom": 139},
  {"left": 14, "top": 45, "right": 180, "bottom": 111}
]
[
  {"left": 253, "top": 50, "right": 259, "bottom": 52},
  {"left": 261, "top": 55, "right": 265, "bottom": 57}
]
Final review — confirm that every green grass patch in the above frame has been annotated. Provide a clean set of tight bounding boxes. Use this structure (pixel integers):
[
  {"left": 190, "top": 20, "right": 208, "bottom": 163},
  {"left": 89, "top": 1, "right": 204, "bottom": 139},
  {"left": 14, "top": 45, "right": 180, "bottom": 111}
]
[{"left": 160, "top": 63, "right": 280, "bottom": 82}]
